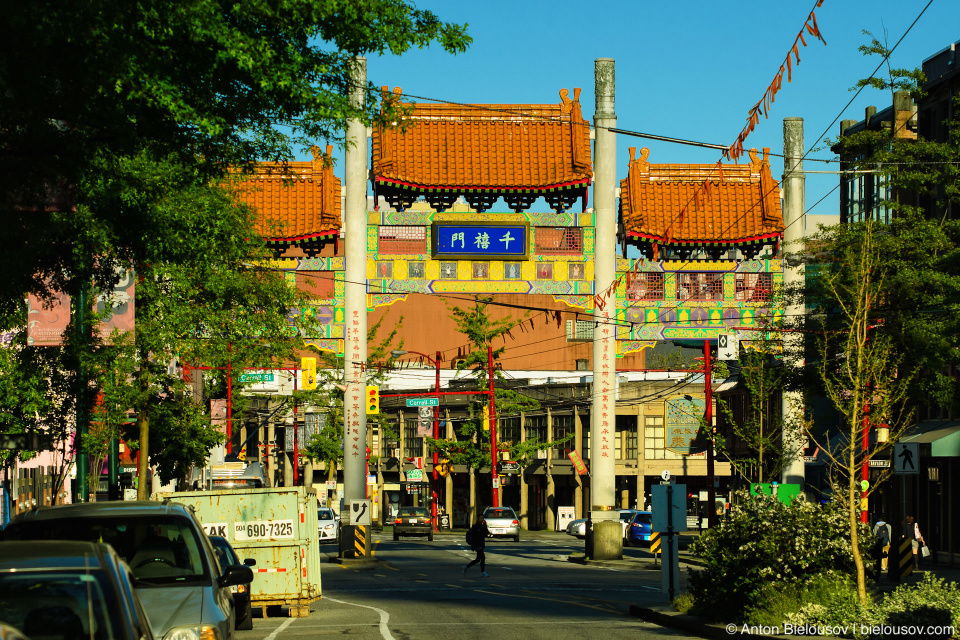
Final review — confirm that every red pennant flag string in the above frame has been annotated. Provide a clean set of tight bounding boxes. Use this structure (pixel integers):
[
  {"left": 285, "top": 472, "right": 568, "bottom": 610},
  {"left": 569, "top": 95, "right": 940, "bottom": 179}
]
[{"left": 555, "top": 310, "right": 562, "bottom": 328}]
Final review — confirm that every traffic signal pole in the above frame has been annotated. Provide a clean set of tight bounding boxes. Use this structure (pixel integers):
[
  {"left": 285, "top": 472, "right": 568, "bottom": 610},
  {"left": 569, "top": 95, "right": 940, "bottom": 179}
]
[{"left": 488, "top": 346, "right": 499, "bottom": 508}]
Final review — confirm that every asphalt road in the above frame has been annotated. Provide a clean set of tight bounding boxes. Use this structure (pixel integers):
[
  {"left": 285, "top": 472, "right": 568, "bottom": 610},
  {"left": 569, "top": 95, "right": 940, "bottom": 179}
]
[{"left": 237, "top": 531, "right": 699, "bottom": 640}]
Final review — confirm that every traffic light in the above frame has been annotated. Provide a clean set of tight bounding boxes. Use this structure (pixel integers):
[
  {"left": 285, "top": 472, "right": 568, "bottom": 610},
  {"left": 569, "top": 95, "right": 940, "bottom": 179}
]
[
  {"left": 366, "top": 386, "right": 379, "bottom": 414},
  {"left": 301, "top": 357, "right": 317, "bottom": 390}
]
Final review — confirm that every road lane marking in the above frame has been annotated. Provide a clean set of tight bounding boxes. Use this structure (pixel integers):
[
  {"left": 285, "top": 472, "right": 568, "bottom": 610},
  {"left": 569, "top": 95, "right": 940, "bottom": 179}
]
[
  {"left": 261, "top": 618, "right": 294, "bottom": 640},
  {"left": 323, "top": 596, "right": 396, "bottom": 640}
]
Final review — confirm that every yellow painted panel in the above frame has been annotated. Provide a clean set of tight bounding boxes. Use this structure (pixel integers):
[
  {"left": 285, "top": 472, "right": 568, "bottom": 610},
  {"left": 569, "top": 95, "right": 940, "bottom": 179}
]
[
  {"left": 366, "top": 260, "right": 376, "bottom": 279},
  {"left": 557, "top": 261, "right": 569, "bottom": 281},
  {"left": 490, "top": 261, "right": 504, "bottom": 280},
  {"left": 522, "top": 262, "right": 538, "bottom": 281},
  {"left": 431, "top": 281, "right": 530, "bottom": 294},
  {"left": 425, "top": 260, "right": 440, "bottom": 280}
]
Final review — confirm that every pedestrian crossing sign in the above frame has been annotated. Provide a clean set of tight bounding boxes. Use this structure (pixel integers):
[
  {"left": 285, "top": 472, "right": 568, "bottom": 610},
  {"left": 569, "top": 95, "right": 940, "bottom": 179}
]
[{"left": 893, "top": 443, "right": 919, "bottom": 475}]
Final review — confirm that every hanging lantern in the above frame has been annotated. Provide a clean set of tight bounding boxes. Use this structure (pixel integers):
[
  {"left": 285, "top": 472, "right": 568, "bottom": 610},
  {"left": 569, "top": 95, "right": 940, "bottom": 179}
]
[{"left": 877, "top": 423, "right": 890, "bottom": 444}]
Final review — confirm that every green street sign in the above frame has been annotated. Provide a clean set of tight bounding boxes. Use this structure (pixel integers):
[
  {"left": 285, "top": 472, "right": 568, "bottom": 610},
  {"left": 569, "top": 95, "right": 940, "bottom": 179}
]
[
  {"left": 239, "top": 372, "right": 274, "bottom": 383},
  {"left": 406, "top": 398, "right": 439, "bottom": 407}
]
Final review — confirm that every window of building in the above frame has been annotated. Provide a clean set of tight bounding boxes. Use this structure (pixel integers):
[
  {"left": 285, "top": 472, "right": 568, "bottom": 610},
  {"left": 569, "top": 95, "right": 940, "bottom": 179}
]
[
  {"left": 552, "top": 414, "right": 574, "bottom": 457},
  {"left": 643, "top": 415, "right": 680, "bottom": 460},
  {"left": 500, "top": 417, "right": 520, "bottom": 446},
  {"left": 403, "top": 420, "right": 423, "bottom": 457},
  {"left": 535, "top": 227, "right": 583, "bottom": 255},
  {"left": 626, "top": 272, "right": 665, "bottom": 301},
  {"left": 616, "top": 415, "right": 637, "bottom": 460},
  {"left": 566, "top": 319, "right": 594, "bottom": 341},
  {"left": 525, "top": 415, "right": 546, "bottom": 444},
  {"left": 576, "top": 358, "right": 589, "bottom": 371},
  {"left": 581, "top": 417, "right": 590, "bottom": 460},
  {"left": 677, "top": 272, "right": 724, "bottom": 302},
  {"left": 735, "top": 272, "right": 773, "bottom": 302},
  {"left": 378, "top": 226, "right": 427, "bottom": 254}
]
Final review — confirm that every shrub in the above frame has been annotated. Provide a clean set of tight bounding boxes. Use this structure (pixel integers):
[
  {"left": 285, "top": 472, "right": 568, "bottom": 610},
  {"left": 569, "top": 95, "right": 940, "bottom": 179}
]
[
  {"left": 775, "top": 572, "right": 876, "bottom": 639},
  {"left": 673, "top": 592, "right": 695, "bottom": 615},
  {"left": 688, "top": 490, "right": 873, "bottom": 620},
  {"left": 879, "top": 573, "right": 960, "bottom": 639}
]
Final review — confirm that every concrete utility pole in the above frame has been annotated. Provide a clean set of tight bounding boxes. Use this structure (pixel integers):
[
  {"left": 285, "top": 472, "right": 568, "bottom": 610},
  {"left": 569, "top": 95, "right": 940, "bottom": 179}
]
[
  {"left": 343, "top": 57, "right": 369, "bottom": 509},
  {"left": 781, "top": 117, "right": 806, "bottom": 488},
  {"left": 590, "top": 57, "right": 621, "bottom": 559}
]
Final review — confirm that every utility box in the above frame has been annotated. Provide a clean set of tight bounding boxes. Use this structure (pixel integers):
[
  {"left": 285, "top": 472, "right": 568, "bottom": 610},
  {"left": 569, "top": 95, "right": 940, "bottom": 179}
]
[{"left": 155, "top": 487, "right": 321, "bottom": 618}]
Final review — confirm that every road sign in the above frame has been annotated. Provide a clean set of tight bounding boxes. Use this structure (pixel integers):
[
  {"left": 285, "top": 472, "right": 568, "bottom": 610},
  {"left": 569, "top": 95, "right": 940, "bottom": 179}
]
[
  {"left": 499, "top": 461, "right": 520, "bottom": 474},
  {"left": 406, "top": 469, "right": 423, "bottom": 481},
  {"left": 717, "top": 333, "right": 739, "bottom": 360},
  {"left": 349, "top": 500, "right": 372, "bottom": 526},
  {"left": 893, "top": 443, "right": 919, "bottom": 475},
  {"left": 406, "top": 397, "right": 439, "bottom": 407},
  {"left": 661, "top": 470, "right": 671, "bottom": 482},
  {"left": 652, "top": 484, "right": 687, "bottom": 533}
]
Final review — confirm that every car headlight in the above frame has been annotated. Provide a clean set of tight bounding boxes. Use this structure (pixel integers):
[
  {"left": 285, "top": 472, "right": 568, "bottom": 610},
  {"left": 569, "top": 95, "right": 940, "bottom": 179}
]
[{"left": 164, "top": 625, "right": 222, "bottom": 640}]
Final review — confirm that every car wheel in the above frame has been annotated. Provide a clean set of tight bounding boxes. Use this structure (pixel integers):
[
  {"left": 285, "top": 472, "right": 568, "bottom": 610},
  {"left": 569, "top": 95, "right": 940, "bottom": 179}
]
[
  {"left": 428, "top": 531, "right": 434, "bottom": 542},
  {"left": 514, "top": 535, "right": 520, "bottom": 542},
  {"left": 237, "top": 605, "right": 253, "bottom": 631},
  {"left": 393, "top": 532, "right": 400, "bottom": 541}
]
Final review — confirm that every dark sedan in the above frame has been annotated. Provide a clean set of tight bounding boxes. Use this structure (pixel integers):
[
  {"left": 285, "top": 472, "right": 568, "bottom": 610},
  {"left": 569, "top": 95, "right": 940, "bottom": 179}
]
[
  {"left": 209, "top": 536, "right": 257, "bottom": 630},
  {"left": 393, "top": 506, "right": 433, "bottom": 541},
  {"left": 0, "top": 540, "right": 154, "bottom": 640}
]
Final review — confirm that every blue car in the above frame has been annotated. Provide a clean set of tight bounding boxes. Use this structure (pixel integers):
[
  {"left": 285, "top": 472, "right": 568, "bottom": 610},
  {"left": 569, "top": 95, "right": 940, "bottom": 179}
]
[{"left": 626, "top": 511, "right": 653, "bottom": 546}]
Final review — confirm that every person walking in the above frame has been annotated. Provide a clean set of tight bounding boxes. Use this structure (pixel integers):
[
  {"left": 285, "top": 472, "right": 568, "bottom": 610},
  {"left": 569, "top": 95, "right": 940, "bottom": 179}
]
[
  {"left": 463, "top": 519, "right": 490, "bottom": 577},
  {"left": 872, "top": 514, "right": 892, "bottom": 575},
  {"left": 904, "top": 514, "right": 926, "bottom": 570}
]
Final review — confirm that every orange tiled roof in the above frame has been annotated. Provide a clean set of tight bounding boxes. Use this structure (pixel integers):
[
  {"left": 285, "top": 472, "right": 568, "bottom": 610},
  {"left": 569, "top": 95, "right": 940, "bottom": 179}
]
[
  {"left": 236, "top": 146, "right": 341, "bottom": 242},
  {"left": 372, "top": 87, "right": 592, "bottom": 191},
  {"left": 620, "top": 147, "right": 783, "bottom": 245}
]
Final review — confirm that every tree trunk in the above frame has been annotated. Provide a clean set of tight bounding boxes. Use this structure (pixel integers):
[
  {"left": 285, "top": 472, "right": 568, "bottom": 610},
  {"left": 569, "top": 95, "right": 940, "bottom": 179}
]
[{"left": 136, "top": 409, "right": 150, "bottom": 500}]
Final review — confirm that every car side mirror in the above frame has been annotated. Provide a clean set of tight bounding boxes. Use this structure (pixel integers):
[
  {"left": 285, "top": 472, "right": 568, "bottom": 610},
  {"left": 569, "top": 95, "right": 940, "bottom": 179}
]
[
  {"left": 243, "top": 558, "right": 257, "bottom": 567},
  {"left": 218, "top": 564, "right": 253, "bottom": 589}
]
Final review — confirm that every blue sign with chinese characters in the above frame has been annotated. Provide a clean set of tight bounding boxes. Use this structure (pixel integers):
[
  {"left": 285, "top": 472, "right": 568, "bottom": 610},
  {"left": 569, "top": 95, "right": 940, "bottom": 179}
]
[{"left": 432, "top": 223, "right": 528, "bottom": 259}]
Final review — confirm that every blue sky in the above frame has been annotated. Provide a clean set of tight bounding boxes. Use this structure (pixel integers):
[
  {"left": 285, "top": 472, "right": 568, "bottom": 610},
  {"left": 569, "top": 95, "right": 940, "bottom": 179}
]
[{"left": 322, "top": 0, "right": 959, "bottom": 229}]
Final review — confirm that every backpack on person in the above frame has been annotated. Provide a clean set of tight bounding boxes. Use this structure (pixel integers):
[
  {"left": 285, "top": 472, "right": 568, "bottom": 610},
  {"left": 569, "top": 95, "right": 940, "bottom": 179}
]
[
  {"left": 873, "top": 521, "right": 891, "bottom": 546},
  {"left": 465, "top": 523, "right": 480, "bottom": 547}
]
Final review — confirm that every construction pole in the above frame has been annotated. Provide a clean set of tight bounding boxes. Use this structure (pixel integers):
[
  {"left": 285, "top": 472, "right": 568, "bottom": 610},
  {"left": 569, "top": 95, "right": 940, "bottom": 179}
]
[
  {"left": 488, "top": 346, "right": 499, "bottom": 508},
  {"left": 343, "top": 57, "right": 369, "bottom": 510},
  {"left": 590, "top": 57, "right": 620, "bottom": 558},
  {"left": 705, "top": 341, "right": 716, "bottom": 528},
  {"left": 781, "top": 117, "right": 806, "bottom": 488}
]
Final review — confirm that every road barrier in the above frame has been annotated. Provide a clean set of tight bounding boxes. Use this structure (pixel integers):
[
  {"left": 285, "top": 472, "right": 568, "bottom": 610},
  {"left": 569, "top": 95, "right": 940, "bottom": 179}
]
[{"left": 895, "top": 538, "right": 914, "bottom": 581}]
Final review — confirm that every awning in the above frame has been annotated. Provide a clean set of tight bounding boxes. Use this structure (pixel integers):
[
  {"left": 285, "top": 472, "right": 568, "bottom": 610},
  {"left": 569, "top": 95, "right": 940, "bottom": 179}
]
[{"left": 902, "top": 420, "right": 960, "bottom": 458}]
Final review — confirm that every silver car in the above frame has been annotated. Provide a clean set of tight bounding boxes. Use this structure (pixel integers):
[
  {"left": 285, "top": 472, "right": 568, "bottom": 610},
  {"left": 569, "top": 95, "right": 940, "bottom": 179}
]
[
  {"left": 565, "top": 510, "right": 638, "bottom": 539},
  {"left": 482, "top": 507, "right": 520, "bottom": 542},
  {"left": 2, "top": 501, "right": 251, "bottom": 640}
]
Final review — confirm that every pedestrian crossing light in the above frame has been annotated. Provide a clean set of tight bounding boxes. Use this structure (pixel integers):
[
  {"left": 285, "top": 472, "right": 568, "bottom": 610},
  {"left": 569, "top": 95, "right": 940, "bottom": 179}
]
[
  {"left": 366, "top": 386, "right": 380, "bottom": 414},
  {"left": 301, "top": 357, "right": 317, "bottom": 390}
]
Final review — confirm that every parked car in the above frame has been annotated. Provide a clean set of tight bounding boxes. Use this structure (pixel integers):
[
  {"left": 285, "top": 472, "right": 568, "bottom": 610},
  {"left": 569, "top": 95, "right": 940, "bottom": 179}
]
[
  {"left": 566, "top": 518, "right": 587, "bottom": 538},
  {"left": 317, "top": 507, "right": 340, "bottom": 544},
  {"left": 564, "top": 510, "right": 637, "bottom": 540},
  {"left": 393, "top": 506, "right": 433, "bottom": 541},
  {"left": 481, "top": 507, "right": 520, "bottom": 542},
  {"left": 209, "top": 535, "right": 257, "bottom": 630},
  {"left": 0, "top": 540, "right": 154, "bottom": 640},
  {"left": 1, "top": 501, "right": 252, "bottom": 640},
  {"left": 625, "top": 511, "right": 654, "bottom": 546}
]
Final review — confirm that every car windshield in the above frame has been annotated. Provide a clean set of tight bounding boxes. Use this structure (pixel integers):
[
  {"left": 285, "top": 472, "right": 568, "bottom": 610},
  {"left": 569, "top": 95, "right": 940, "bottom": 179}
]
[
  {"left": 397, "top": 508, "right": 427, "bottom": 517},
  {"left": 619, "top": 511, "right": 636, "bottom": 522},
  {"left": 0, "top": 570, "right": 122, "bottom": 640},
  {"left": 3, "top": 516, "right": 208, "bottom": 585},
  {"left": 317, "top": 509, "right": 335, "bottom": 521},
  {"left": 484, "top": 509, "right": 515, "bottom": 519}
]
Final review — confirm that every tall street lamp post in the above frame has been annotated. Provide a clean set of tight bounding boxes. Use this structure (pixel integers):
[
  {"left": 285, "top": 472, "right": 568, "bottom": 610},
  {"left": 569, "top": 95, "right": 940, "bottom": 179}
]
[{"left": 391, "top": 350, "right": 442, "bottom": 532}]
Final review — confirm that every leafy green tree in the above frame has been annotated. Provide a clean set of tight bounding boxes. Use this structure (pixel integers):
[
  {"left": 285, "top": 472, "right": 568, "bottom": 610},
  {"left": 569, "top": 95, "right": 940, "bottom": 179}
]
[
  {"left": 427, "top": 297, "right": 566, "bottom": 475},
  {"left": 1, "top": 1, "right": 470, "bottom": 310},
  {"left": 716, "top": 339, "right": 793, "bottom": 485},
  {"left": 302, "top": 313, "right": 405, "bottom": 490}
]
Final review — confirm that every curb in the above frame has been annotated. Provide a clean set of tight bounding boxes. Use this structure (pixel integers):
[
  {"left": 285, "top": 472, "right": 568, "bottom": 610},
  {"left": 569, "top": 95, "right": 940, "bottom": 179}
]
[{"left": 628, "top": 606, "right": 786, "bottom": 640}]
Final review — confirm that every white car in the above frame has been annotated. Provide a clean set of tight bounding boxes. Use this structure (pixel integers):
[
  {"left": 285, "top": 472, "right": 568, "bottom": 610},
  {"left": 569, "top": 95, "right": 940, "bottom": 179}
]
[
  {"left": 565, "top": 510, "right": 638, "bottom": 539},
  {"left": 318, "top": 508, "right": 340, "bottom": 544}
]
